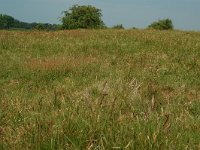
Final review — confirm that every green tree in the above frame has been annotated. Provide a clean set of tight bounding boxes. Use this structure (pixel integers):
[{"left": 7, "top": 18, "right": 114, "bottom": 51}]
[
  {"left": 148, "top": 19, "right": 174, "bottom": 30},
  {"left": 61, "top": 5, "right": 105, "bottom": 29}
]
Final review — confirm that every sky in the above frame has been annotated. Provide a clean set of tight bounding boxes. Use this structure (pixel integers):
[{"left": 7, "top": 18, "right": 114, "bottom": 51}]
[{"left": 0, "top": 0, "right": 200, "bottom": 30}]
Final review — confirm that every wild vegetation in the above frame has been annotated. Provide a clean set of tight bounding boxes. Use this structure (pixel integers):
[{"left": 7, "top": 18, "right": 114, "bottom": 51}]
[{"left": 0, "top": 29, "right": 200, "bottom": 149}]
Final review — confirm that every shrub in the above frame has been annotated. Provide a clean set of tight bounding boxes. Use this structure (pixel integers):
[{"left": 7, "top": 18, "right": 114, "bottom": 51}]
[
  {"left": 148, "top": 19, "right": 174, "bottom": 30},
  {"left": 132, "top": 27, "right": 137, "bottom": 30},
  {"left": 112, "top": 24, "right": 124, "bottom": 29}
]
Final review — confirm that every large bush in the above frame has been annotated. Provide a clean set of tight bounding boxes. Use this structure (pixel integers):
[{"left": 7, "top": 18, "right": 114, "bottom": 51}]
[
  {"left": 61, "top": 5, "right": 105, "bottom": 29},
  {"left": 148, "top": 19, "right": 174, "bottom": 30}
]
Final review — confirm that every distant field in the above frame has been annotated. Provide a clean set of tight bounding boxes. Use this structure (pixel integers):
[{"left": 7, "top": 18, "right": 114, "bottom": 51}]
[{"left": 0, "top": 29, "right": 200, "bottom": 149}]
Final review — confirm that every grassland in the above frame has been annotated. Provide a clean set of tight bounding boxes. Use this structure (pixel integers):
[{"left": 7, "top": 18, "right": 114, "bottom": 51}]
[{"left": 0, "top": 29, "right": 200, "bottom": 149}]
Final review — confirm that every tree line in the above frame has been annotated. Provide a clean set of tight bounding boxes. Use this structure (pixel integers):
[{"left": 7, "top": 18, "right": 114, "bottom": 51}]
[
  {"left": 0, "top": 14, "right": 59, "bottom": 30},
  {"left": 0, "top": 5, "right": 173, "bottom": 31}
]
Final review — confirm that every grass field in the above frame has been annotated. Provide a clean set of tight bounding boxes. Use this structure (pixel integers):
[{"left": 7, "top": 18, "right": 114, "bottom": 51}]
[{"left": 0, "top": 29, "right": 200, "bottom": 149}]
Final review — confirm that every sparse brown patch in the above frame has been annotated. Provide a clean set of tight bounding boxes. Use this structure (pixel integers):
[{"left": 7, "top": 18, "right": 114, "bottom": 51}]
[
  {"left": 161, "top": 86, "right": 174, "bottom": 99},
  {"left": 24, "top": 55, "right": 97, "bottom": 71},
  {"left": 186, "top": 89, "right": 200, "bottom": 101}
]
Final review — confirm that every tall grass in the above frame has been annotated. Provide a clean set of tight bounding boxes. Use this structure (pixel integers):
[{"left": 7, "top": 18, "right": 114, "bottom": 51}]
[{"left": 0, "top": 29, "right": 200, "bottom": 149}]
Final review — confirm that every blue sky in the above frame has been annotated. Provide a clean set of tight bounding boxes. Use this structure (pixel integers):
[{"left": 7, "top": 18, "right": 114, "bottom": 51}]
[{"left": 0, "top": 0, "right": 200, "bottom": 30}]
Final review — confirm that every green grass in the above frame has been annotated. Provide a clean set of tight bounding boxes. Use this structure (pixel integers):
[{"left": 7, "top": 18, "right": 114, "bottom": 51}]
[{"left": 0, "top": 29, "right": 200, "bottom": 149}]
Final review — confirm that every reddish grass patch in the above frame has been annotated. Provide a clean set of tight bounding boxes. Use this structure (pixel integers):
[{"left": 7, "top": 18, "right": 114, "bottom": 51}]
[{"left": 24, "top": 55, "right": 97, "bottom": 71}]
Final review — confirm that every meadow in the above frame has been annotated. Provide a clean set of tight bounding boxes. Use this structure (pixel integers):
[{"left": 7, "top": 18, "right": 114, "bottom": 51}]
[{"left": 0, "top": 29, "right": 200, "bottom": 149}]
